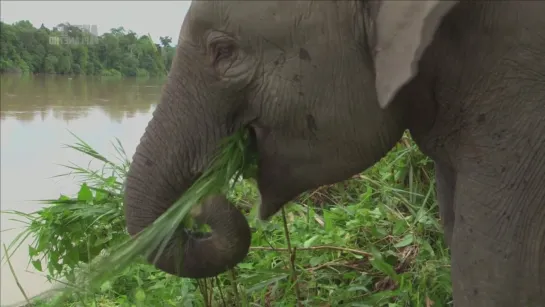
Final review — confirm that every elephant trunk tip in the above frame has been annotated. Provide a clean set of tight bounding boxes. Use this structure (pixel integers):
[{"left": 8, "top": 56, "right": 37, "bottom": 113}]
[{"left": 143, "top": 195, "right": 252, "bottom": 279}]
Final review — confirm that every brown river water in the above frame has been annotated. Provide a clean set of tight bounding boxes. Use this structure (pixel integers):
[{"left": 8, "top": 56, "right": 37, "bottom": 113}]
[{"left": 0, "top": 74, "right": 164, "bottom": 306}]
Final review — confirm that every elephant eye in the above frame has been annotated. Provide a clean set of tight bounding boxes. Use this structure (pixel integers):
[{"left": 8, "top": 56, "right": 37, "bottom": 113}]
[{"left": 213, "top": 43, "right": 235, "bottom": 63}]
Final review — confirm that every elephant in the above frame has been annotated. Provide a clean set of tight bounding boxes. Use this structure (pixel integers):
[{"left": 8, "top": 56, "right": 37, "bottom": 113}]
[{"left": 123, "top": 1, "right": 545, "bottom": 306}]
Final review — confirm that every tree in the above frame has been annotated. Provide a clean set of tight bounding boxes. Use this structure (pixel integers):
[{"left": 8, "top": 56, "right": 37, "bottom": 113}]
[
  {"left": 0, "top": 20, "right": 173, "bottom": 77},
  {"left": 159, "top": 36, "right": 172, "bottom": 48}
]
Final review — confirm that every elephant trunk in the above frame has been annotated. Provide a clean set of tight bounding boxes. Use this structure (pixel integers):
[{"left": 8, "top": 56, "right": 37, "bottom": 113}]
[{"left": 123, "top": 66, "right": 251, "bottom": 278}]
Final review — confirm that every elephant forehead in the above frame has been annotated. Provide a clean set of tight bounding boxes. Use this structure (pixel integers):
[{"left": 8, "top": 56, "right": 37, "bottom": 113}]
[
  {"left": 187, "top": 1, "right": 305, "bottom": 25},
  {"left": 184, "top": 1, "right": 308, "bottom": 37},
  {"left": 182, "top": 1, "right": 356, "bottom": 45}
]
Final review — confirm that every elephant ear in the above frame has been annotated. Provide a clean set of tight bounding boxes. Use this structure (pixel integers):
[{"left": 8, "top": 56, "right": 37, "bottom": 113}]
[{"left": 372, "top": 0, "right": 458, "bottom": 109}]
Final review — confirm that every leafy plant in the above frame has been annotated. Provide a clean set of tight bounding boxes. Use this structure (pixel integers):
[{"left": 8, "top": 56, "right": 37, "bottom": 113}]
[
  {"left": 4, "top": 132, "right": 453, "bottom": 306},
  {"left": 3, "top": 135, "right": 130, "bottom": 282}
]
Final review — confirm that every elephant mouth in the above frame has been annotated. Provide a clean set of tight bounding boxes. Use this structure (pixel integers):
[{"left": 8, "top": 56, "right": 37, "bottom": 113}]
[
  {"left": 246, "top": 124, "right": 299, "bottom": 221},
  {"left": 241, "top": 124, "right": 261, "bottom": 178},
  {"left": 247, "top": 125, "right": 259, "bottom": 160}
]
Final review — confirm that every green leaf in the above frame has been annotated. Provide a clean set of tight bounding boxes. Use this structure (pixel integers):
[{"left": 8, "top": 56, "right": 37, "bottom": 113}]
[
  {"left": 134, "top": 288, "right": 146, "bottom": 301},
  {"left": 105, "top": 176, "right": 117, "bottom": 186},
  {"left": 392, "top": 220, "right": 407, "bottom": 236},
  {"left": 245, "top": 274, "right": 289, "bottom": 293},
  {"left": 370, "top": 247, "right": 398, "bottom": 280},
  {"left": 100, "top": 281, "right": 112, "bottom": 292},
  {"left": 28, "top": 245, "right": 38, "bottom": 257},
  {"left": 303, "top": 235, "right": 319, "bottom": 248},
  {"left": 310, "top": 255, "right": 325, "bottom": 266},
  {"left": 58, "top": 194, "right": 71, "bottom": 201},
  {"left": 95, "top": 189, "right": 107, "bottom": 202},
  {"left": 31, "top": 260, "right": 42, "bottom": 271},
  {"left": 77, "top": 183, "right": 93, "bottom": 202},
  {"left": 324, "top": 211, "right": 333, "bottom": 232},
  {"left": 394, "top": 234, "right": 414, "bottom": 248},
  {"left": 237, "top": 262, "right": 254, "bottom": 269}
]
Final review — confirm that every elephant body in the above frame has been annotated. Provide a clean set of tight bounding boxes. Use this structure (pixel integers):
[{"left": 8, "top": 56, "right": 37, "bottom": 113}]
[
  {"left": 124, "top": 1, "right": 545, "bottom": 306},
  {"left": 399, "top": 3, "right": 545, "bottom": 305}
]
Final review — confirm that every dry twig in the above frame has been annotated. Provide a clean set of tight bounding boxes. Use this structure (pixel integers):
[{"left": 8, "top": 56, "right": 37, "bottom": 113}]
[
  {"left": 281, "top": 208, "right": 302, "bottom": 306},
  {"left": 250, "top": 245, "right": 372, "bottom": 257},
  {"left": 3, "top": 244, "right": 31, "bottom": 305}
]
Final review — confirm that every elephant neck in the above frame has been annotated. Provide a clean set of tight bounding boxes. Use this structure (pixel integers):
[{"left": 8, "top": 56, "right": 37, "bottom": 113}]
[
  {"left": 384, "top": 76, "right": 438, "bottom": 148},
  {"left": 407, "top": 91, "right": 437, "bottom": 149},
  {"left": 385, "top": 100, "right": 411, "bottom": 149}
]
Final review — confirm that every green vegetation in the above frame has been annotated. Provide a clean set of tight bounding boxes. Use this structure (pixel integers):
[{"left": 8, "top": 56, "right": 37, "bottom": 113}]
[
  {"left": 0, "top": 21, "right": 175, "bottom": 77},
  {"left": 4, "top": 132, "right": 452, "bottom": 306}
]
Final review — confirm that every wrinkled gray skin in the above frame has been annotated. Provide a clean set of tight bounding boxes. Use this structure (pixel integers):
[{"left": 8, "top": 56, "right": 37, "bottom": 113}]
[{"left": 124, "top": 1, "right": 545, "bottom": 306}]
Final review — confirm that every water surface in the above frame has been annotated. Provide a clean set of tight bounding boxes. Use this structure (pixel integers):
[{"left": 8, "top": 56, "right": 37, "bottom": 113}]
[{"left": 0, "top": 74, "right": 163, "bottom": 306}]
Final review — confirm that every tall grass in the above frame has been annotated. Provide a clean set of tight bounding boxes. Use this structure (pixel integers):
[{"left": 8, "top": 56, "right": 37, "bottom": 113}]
[{"left": 3, "top": 132, "right": 452, "bottom": 306}]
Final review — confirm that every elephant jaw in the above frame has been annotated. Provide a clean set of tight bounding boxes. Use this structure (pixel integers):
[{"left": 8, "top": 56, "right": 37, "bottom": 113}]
[
  {"left": 257, "top": 190, "right": 293, "bottom": 221},
  {"left": 254, "top": 152, "right": 307, "bottom": 221},
  {"left": 249, "top": 134, "right": 296, "bottom": 220}
]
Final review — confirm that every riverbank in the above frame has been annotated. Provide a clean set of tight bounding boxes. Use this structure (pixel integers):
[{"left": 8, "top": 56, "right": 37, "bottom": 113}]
[
  {"left": 1, "top": 74, "right": 160, "bottom": 305},
  {"left": 0, "top": 71, "right": 168, "bottom": 81},
  {"left": 4, "top": 132, "right": 452, "bottom": 306}
]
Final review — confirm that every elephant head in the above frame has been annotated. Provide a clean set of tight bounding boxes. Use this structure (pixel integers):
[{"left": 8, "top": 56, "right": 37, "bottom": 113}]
[{"left": 124, "top": 0, "right": 455, "bottom": 278}]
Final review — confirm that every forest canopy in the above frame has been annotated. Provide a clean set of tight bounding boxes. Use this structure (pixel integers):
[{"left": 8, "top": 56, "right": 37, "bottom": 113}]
[{"left": 0, "top": 20, "right": 176, "bottom": 77}]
